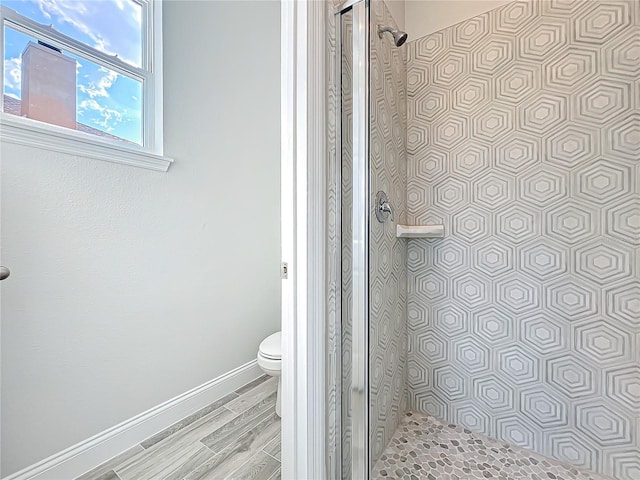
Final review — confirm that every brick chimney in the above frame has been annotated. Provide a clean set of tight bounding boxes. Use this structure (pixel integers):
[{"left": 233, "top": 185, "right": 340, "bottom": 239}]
[{"left": 21, "top": 41, "right": 76, "bottom": 129}]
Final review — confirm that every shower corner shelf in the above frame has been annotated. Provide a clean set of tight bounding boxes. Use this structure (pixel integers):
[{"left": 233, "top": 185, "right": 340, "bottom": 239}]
[{"left": 396, "top": 224, "right": 445, "bottom": 239}]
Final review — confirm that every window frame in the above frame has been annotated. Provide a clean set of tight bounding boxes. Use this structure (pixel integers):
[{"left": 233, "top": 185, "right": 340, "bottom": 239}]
[{"left": 0, "top": 0, "right": 172, "bottom": 172}]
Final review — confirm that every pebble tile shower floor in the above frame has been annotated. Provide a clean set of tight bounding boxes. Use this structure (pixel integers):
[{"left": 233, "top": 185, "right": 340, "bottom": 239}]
[{"left": 372, "top": 412, "right": 613, "bottom": 480}]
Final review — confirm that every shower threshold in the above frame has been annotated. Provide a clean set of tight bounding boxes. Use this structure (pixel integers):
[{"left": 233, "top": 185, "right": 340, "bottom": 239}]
[{"left": 372, "top": 412, "right": 613, "bottom": 480}]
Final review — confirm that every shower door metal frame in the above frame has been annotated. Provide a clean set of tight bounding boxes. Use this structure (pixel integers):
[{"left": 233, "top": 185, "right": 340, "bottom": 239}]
[{"left": 336, "top": 0, "right": 370, "bottom": 477}]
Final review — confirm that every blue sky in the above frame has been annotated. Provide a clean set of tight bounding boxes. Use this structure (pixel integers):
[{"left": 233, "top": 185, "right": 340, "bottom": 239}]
[{"left": 3, "top": 0, "right": 143, "bottom": 144}]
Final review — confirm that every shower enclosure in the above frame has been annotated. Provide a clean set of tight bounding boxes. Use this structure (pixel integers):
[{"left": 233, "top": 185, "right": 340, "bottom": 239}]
[
  {"left": 333, "top": 0, "right": 639, "bottom": 479},
  {"left": 336, "top": 0, "right": 408, "bottom": 476}
]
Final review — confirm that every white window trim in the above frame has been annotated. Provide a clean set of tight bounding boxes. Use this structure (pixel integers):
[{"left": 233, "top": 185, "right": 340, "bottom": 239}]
[
  {"left": 0, "top": 112, "right": 172, "bottom": 171},
  {"left": 0, "top": 0, "right": 172, "bottom": 172}
]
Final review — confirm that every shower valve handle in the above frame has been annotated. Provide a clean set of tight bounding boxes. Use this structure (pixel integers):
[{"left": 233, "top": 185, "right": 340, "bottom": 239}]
[
  {"left": 375, "top": 191, "right": 394, "bottom": 223},
  {"left": 380, "top": 201, "right": 394, "bottom": 221}
]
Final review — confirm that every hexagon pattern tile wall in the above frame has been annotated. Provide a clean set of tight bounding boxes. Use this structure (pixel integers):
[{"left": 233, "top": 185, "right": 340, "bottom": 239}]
[
  {"left": 369, "top": 0, "right": 409, "bottom": 469},
  {"left": 406, "top": 1, "right": 639, "bottom": 479}
]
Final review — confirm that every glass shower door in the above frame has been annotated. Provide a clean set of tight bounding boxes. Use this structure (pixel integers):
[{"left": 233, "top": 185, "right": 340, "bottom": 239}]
[
  {"left": 338, "top": 1, "right": 370, "bottom": 478},
  {"left": 340, "top": 7, "right": 354, "bottom": 479}
]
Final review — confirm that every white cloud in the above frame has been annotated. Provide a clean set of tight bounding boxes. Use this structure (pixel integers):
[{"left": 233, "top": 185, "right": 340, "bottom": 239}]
[
  {"left": 35, "top": 0, "right": 141, "bottom": 67},
  {"left": 130, "top": 2, "right": 141, "bottom": 27},
  {"left": 37, "top": 0, "right": 114, "bottom": 60},
  {"left": 78, "top": 67, "right": 118, "bottom": 98},
  {"left": 4, "top": 57, "right": 22, "bottom": 92},
  {"left": 37, "top": 0, "right": 94, "bottom": 40},
  {"left": 93, "top": 37, "right": 108, "bottom": 53},
  {"left": 112, "top": 0, "right": 139, "bottom": 24},
  {"left": 78, "top": 98, "right": 122, "bottom": 132}
]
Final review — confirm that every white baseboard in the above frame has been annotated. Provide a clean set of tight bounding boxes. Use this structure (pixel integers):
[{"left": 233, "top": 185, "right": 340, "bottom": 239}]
[{"left": 3, "top": 360, "right": 262, "bottom": 480}]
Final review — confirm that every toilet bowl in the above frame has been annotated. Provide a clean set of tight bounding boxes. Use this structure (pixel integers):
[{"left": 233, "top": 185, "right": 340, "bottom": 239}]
[{"left": 257, "top": 331, "right": 282, "bottom": 417}]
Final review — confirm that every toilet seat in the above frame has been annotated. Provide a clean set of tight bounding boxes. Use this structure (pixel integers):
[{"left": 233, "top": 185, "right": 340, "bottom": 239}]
[
  {"left": 256, "top": 354, "right": 281, "bottom": 376},
  {"left": 258, "top": 331, "right": 281, "bottom": 360}
]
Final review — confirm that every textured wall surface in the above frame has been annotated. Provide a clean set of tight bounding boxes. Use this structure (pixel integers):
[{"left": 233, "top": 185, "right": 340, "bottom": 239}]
[
  {"left": 369, "top": 0, "right": 408, "bottom": 467},
  {"left": 406, "top": 1, "right": 639, "bottom": 478}
]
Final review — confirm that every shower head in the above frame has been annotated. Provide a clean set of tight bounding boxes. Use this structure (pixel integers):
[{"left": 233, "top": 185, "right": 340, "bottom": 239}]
[{"left": 378, "top": 25, "right": 408, "bottom": 47}]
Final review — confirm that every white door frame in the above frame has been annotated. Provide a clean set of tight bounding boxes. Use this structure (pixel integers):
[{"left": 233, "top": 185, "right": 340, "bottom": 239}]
[{"left": 280, "top": 1, "right": 327, "bottom": 479}]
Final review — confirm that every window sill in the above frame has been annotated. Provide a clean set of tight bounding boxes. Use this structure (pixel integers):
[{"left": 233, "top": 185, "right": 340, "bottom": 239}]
[{"left": 0, "top": 113, "right": 173, "bottom": 172}]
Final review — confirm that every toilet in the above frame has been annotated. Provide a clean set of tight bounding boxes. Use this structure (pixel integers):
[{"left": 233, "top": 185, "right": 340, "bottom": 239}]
[{"left": 257, "top": 331, "right": 282, "bottom": 417}]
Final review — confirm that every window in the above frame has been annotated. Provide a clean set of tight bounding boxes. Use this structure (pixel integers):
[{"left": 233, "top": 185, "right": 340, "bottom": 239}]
[{"left": 0, "top": 0, "right": 169, "bottom": 170}]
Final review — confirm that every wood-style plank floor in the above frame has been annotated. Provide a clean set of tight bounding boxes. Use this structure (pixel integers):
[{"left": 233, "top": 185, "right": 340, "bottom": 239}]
[{"left": 74, "top": 375, "right": 280, "bottom": 480}]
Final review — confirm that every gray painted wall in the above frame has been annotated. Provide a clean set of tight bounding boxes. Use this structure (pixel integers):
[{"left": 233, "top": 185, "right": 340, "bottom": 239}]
[
  {"left": 406, "top": 1, "right": 639, "bottom": 478},
  {"left": 0, "top": 1, "right": 281, "bottom": 474}
]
